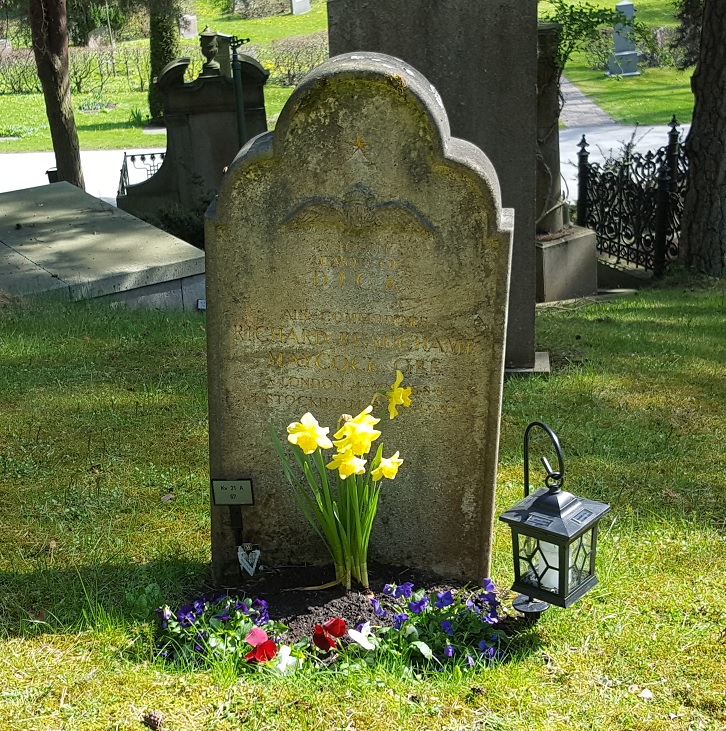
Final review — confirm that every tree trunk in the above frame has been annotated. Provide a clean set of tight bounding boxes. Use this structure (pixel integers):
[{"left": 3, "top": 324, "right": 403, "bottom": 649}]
[
  {"left": 680, "top": 0, "right": 726, "bottom": 276},
  {"left": 29, "top": 0, "right": 85, "bottom": 189},
  {"left": 148, "top": 0, "right": 180, "bottom": 124}
]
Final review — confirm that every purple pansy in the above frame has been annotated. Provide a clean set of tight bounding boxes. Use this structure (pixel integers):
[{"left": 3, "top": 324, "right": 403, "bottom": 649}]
[
  {"left": 434, "top": 590, "right": 454, "bottom": 609},
  {"left": 252, "top": 598, "right": 269, "bottom": 624},
  {"left": 177, "top": 604, "right": 196, "bottom": 628},
  {"left": 371, "top": 598, "right": 387, "bottom": 617},
  {"left": 408, "top": 595, "right": 429, "bottom": 614},
  {"left": 393, "top": 613, "right": 409, "bottom": 630},
  {"left": 395, "top": 582, "right": 415, "bottom": 599},
  {"left": 443, "top": 644, "right": 455, "bottom": 658},
  {"left": 440, "top": 619, "right": 454, "bottom": 637},
  {"left": 155, "top": 606, "right": 172, "bottom": 628}
]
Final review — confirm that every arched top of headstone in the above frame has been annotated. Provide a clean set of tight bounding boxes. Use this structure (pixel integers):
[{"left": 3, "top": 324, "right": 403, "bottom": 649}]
[
  {"left": 156, "top": 58, "right": 191, "bottom": 90},
  {"left": 218, "top": 52, "right": 505, "bottom": 236}
]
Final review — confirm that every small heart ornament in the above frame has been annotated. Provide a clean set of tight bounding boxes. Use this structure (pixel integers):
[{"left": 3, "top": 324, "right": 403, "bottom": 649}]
[{"left": 237, "top": 544, "right": 261, "bottom": 576}]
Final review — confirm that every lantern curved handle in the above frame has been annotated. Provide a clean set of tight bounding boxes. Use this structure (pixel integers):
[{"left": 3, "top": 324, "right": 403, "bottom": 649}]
[{"left": 523, "top": 421, "right": 565, "bottom": 497}]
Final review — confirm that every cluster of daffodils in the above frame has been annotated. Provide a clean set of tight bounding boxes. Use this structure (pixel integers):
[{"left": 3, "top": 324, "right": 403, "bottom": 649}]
[
  {"left": 288, "top": 404, "right": 403, "bottom": 482},
  {"left": 272, "top": 372, "right": 412, "bottom": 590}
]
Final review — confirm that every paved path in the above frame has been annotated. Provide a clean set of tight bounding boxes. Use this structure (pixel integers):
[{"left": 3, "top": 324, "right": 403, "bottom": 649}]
[
  {"left": 0, "top": 80, "right": 688, "bottom": 204},
  {"left": 560, "top": 76, "right": 617, "bottom": 128}
]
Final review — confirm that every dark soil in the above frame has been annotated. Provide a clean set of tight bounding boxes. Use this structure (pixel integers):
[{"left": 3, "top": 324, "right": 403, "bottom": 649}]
[{"left": 233, "top": 562, "right": 469, "bottom": 642}]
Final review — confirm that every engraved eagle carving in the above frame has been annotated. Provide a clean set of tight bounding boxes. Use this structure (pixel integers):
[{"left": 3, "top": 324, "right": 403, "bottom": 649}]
[{"left": 282, "top": 183, "right": 435, "bottom": 234}]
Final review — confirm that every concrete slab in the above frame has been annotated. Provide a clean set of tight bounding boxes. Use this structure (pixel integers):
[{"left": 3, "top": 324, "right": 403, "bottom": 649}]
[{"left": 0, "top": 182, "right": 205, "bottom": 309}]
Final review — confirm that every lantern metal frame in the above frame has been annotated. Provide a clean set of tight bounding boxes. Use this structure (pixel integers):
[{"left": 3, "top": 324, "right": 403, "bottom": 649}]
[{"left": 499, "top": 422, "right": 611, "bottom": 615}]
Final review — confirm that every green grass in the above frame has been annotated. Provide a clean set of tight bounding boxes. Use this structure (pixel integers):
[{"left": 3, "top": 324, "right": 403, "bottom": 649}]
[
  {"left": 0, "top": 91, "right": 164, "bottom": 152},
  {"left": 539, "top": 0, "right": 679, "bottom": 27},
  {"left": 195, "top": 0, "right": 327, "bottom": 44},
  {"left": 1, "top": 276, "right": 725, "bottom": 730},
  {"left": 564, "top": 54, "right": 694, "bottom": 125}
]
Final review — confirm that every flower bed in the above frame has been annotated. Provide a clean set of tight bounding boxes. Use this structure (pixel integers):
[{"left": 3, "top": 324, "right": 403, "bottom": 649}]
[{"left": 154, "top": 565, "right": 510, "bottom": 674}]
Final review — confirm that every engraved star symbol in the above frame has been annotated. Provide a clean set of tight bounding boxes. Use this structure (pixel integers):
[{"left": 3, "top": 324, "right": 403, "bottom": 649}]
[{"left": 349, "top": 133, "right": 370, "bottom": 156}]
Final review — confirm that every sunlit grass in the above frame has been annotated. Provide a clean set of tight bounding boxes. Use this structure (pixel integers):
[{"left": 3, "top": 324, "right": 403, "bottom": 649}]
[{"left": 0, "top": 277, "right": 725, "bottom": 729}]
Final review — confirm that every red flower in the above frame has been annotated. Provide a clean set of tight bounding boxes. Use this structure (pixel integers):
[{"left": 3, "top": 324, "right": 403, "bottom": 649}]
[
  {"left": 312, "top": 617, "right": 347, "bottom": 651},
  {"left": 322, "top": 617, "right": 346, "bottom": 637},
  {"left": 244, "top": 627, "right": 278, "bottom": 663},
  {"left": 245, "top": 639, "right": 278, "bottom": 662}
]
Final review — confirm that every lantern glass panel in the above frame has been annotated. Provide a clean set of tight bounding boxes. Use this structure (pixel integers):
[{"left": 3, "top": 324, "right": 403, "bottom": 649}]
[
  {"left": 568, "top": 529, "right": 594, "bottom": 591},
  {"left": 517, "top": 535, "right": 560, "bottom": 594}
]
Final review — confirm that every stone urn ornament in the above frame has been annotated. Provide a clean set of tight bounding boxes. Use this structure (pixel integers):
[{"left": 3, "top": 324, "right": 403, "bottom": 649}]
[{"left": 199, "top": 25, "right": 220, "bottom": 77}]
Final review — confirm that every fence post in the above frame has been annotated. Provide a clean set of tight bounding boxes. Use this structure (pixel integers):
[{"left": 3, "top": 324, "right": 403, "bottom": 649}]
[
  {"left": 654, "top": 162, "right": 670, "bottom": 278},
  {"left": 667, "top": 115, "right": 680, "bottom": 194},
  {"left": 577, "top": 135, "right": 589, "bottom": 227}
]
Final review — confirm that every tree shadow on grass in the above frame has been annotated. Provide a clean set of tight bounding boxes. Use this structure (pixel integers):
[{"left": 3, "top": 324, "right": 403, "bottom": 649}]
[{"left": 0, "top": 557, "right": 210, "bottom": 637}]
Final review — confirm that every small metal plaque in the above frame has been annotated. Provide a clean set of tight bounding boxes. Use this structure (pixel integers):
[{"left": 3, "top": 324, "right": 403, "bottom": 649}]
[
  {"left": 197, "top": 299, "right": 207, "bottom": 310},
  {"left": 525, "top": 513, "right": 553, "bottom": 528},
  {"left": 211, "top": 479, "right": 254, "bottom": 506}
]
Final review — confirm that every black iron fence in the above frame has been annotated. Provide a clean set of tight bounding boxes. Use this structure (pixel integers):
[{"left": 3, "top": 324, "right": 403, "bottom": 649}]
[
  {"left": 117, "top": 151, "right": 166, "bottom": 197},
  {"left": 576, "top": 117, "right": 688, "bottom": 275}
]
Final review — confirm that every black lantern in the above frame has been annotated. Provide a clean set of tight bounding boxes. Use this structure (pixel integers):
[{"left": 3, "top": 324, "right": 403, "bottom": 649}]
[{"left": 499, "top": 422, "right": 610, "bottom": 616}]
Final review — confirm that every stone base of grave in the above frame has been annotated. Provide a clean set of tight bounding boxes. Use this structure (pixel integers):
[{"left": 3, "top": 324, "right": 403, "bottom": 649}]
[
  {"left": 505, "top": 350, "right": 551, "bottom": 377},
  {"left": 0, "top": 182, "right": 205, "bottom": 310},
  {"left": 536, "top": 226, "right": 598, "bottom": 303}
]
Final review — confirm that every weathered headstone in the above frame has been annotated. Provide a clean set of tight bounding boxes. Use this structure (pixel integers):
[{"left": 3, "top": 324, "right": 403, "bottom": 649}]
[
  {"left": 206, "top": 53, "right": 513, "bottom": 586},
  {"left": 116, "top": 33, "right": 269, "bottom": 222},
  {"left": 290, "top": 0, "right": 310, "bottom": 14},
  {"left": 608, "top": 0, "right": 640, "bottom": 77},
  {"left": 180, "top": 14, "right": 198, "bottom": 39},
  {"left": 327, "top": 0, "right": 541, "bottom": 371}
]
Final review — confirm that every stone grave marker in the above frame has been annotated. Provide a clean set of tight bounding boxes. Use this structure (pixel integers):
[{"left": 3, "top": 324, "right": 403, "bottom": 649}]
[
  {"left": 290, "top": 0, "right": 310, "bottom": 14},
  {"left": 179, "top": 14, "right": 198, "bottom": 39},
  {"left": 608, "top": 0, "right": 640, "bottom": 77},
  {"left": 206, "top": 52, "right": 513, "bottom": 586}
]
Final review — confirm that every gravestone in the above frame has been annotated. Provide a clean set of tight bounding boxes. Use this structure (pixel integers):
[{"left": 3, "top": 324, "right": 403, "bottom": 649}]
[
  {"left": 290, "top": 0, "right": 310, "bottom": 14},
  {"left": 327, "top": 0, "right": 541, "bottom": 371},
  {"left": 206, "top": 52, "right": 514, "bottom": 586},
  {"left": 608, "top": 0, "right": 640, "bottom": 77},
  {"left": 116, "top": 32, "right": 269, "bottom": 223},
  {"left": 180, "top": 14, "right": 198, "bottom": 39}
]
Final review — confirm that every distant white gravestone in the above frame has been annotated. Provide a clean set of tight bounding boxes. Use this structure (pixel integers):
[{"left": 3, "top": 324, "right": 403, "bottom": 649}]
[
  {"left": 290, "top": 0, "right": 310, "bottom": 13},
  {"left": 205, "top": 53, "right": 513, "bottom": 586}
]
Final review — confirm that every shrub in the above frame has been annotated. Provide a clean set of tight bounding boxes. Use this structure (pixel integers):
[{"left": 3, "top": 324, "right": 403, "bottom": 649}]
[
  {"left": 261, "top": 30, "right": 328, "bottom": 86},
  {"left": 0, "top": 48, "right": 41, "bottom": 94},
  {"left": 234, "top": 0, "right": 288, "bottom": 20}
]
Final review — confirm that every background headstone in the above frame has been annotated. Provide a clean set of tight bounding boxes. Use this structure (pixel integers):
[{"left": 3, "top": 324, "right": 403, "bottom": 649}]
[
  {"left": 290, "top": 0, "right": 310, "bottom": 14},
  {"left": 179, "top": 14, "right": 198, "bottom": 39},
  {"left": 608, "top": 0, "right": 640, "bottom": 76},
  {"left": 206, "top": 52, "right": 513, "bottom": 586},
  {"left": 328, "top": 0, "right": 539, "bottom": 370}
]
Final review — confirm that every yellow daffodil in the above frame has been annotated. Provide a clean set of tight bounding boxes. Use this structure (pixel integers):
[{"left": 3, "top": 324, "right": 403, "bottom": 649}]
[
  {"left": 371, "top": 451, "right": 403, "bottom": 481},
  {"left": 335, "top": 406, "right": 381, "bottom": 437},
  {"left": 326, "top": 449, "right": 367, "bottom": 480},
  {"left": 286, "top": 412, "right": 333, "bottom": 454},
  {"left": 385, "top": 370, "right": 412, "bottom": 419},
  {"left": 333, "top": 421, "right": 381, "bottom": 456}
]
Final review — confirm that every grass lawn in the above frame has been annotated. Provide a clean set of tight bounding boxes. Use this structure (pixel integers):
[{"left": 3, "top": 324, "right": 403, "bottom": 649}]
[
  {"left": 564, "top": 54, "right": 694, "bottom": 126},
  {"left": 0, "top": 0, "right": 695, "bottom": 152},
  {"left": 538, "top": 0, "right": 679, "bottom": 27},
  {"left": 195, "top": 0, "right": 327, "bottom": 43},
  {"left": 1, "top": 276, "right": 724, "bottom": 730}
]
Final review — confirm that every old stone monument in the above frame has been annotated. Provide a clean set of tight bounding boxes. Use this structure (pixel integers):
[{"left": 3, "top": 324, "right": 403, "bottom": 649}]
[
  {"left": 290, "top": 0, "right": 310, "bottom": 14},
  {"left": 117, "top": 31, "right": 269, "bottom": 223},
  {"left": 327, "top": 0, "right": 542, "bottom": 371},
  {"left": 206, "top": 53, "right": 513, "bottom": 586},
  {"left": 608, "top": 1, "right": 640, "bottom": 77}
]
